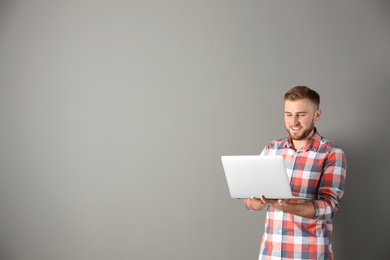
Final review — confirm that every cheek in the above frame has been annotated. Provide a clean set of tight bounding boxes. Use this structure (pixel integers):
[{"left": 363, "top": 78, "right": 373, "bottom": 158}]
[{"left": 305, "top": 118, "right": 316, "bottom": 126}]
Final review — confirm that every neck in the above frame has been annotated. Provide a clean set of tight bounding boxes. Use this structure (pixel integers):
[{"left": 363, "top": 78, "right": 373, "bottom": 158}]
[{"left": 292, "top": 140, "right": 307, "bottom": 151}]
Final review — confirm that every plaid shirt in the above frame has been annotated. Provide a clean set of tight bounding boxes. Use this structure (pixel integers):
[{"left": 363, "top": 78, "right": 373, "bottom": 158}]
[{"left": 245, "top": 130, "right": 347, "bottom": 260}]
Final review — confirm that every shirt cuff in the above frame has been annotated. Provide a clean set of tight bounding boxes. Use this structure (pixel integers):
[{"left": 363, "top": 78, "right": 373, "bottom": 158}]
[{"left": 312, "top": 199, "right": 333, "bottom": 220}]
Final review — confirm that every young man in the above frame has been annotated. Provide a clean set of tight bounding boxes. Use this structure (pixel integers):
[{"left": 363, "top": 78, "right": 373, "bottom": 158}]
[{"left": 245, "top": 86, "right": 347, "bottom": 260}]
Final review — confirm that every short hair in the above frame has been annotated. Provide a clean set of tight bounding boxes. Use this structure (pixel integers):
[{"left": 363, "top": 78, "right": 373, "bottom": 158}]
[{"left": 284, "top": 86, "right": 320, "bottom": 108}]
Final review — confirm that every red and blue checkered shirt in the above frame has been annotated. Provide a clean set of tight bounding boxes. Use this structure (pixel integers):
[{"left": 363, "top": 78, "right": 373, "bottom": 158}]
[{"left": 245, "top": 130, "right": 347, "bottom": 260}]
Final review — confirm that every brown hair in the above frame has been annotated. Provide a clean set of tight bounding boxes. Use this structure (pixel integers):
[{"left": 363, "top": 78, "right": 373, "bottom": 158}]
[{"left": 284, "top": 86, "right": 320, "bottom": 108}]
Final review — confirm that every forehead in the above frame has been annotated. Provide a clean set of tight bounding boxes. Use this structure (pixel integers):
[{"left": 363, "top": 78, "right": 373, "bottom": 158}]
[{"left": 284, "top": 98, "right": 317, "bottom": 112}]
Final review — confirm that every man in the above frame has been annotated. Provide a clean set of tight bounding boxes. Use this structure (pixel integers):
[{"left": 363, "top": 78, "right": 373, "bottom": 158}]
[{"left": 245, "top": 86, "right": 347, "bottom": 260}]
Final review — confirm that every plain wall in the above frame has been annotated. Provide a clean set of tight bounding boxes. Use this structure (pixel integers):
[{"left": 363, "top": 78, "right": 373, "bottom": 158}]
[{"left": 0, "top": 1, "right": 389, "bottom": 259}]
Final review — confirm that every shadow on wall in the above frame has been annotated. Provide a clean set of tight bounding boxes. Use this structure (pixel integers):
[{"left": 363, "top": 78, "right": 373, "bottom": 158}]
[{"left": 332, "top": 83, "right": 390, "bottom": 260}]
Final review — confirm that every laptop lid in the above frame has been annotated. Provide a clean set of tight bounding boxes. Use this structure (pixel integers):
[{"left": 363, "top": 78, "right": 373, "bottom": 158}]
[{"left": 221, "top": 155, "right": 307, "bottom": 199}]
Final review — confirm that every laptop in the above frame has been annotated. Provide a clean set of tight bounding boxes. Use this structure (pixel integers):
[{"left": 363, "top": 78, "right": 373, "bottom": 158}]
[{"left": 221, "top": 155, "right": 309, "bottom": 200}]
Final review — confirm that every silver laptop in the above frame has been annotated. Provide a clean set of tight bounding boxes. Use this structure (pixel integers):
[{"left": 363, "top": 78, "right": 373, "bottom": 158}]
[{"left": 221, "top": 155, "right": 308, "bottom": 200}]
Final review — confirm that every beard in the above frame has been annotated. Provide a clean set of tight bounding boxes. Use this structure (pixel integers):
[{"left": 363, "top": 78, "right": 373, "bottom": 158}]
[{"left": 286, "top": 122, "right": 315, "bottom": 141}]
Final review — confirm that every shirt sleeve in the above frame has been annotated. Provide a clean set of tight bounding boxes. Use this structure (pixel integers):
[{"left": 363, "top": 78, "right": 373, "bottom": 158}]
[{"left": 312, "top": 147, "right": 347, "bottom": 220}]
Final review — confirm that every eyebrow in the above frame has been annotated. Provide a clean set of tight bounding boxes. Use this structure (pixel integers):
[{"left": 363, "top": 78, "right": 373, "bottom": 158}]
[{"left": 284, "top": 111, "right": 307, "bottom": 114}]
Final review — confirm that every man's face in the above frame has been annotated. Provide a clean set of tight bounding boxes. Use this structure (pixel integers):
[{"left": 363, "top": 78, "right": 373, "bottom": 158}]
[{"left": 284, "top": 98, "right": 321, "bottom": 141}]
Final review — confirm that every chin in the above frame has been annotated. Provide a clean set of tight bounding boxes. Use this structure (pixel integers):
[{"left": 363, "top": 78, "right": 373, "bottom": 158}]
[{"left": 288, "top": 131, "right": 302, "bottom": 140}]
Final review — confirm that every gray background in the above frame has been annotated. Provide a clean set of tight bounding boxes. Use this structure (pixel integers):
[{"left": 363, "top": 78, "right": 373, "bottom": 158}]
[{"left": 0, "top": 0, "right": 389, "bottom": 259}]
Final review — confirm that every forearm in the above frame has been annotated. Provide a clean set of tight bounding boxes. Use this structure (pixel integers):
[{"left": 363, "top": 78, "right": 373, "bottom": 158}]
[
  {"left": 281, "top": 201, "right": 316, "bottom": 219},
  {"left": 261, "top": 196, "right": 316, "bottom": 219},
  {"left": 245, "top": 197, "right": 316, "bottom": 219}
]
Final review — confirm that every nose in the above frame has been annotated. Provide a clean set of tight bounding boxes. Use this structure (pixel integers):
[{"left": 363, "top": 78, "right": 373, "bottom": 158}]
[{"left": 292, "top": 115, "right": 300, "bottom": 125}]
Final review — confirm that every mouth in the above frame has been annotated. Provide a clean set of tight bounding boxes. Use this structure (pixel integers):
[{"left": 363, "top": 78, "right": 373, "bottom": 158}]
[{"left": 290, "top": 126, "right": 301, "bottom": 132}]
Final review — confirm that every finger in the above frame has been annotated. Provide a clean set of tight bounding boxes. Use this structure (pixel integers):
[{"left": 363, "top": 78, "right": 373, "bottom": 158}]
[{"left": 251, "top": 196, "right": 261, "bottom": 201}]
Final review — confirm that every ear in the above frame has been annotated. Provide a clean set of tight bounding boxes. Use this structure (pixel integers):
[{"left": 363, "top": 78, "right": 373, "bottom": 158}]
[{"left": 314, "top": 109, "right": 322, "bottom": 122}]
